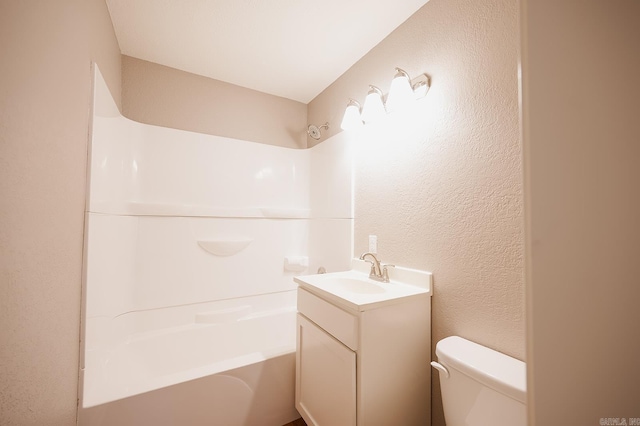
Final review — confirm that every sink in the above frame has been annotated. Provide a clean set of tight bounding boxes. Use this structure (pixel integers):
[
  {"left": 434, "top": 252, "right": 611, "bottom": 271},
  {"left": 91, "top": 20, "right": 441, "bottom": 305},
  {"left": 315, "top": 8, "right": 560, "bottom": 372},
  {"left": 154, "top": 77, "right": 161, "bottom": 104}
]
[
  {"left": 328, "top": 277, "right": 386, "bottom": 294},
  {"left": 294, "top": 259, "right": 432, "bottom": 312}
]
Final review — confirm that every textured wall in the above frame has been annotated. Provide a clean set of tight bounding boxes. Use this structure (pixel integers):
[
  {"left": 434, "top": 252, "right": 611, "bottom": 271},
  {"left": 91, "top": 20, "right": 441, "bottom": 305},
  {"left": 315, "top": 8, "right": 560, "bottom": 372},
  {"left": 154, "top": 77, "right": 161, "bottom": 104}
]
[
  {"left": 307, "top": 1, "right": 523, "bottom": 424},
  {"left": 522, "top": 1, "right": 640, "bottom": 424},
  {"left": 122, "top": 56, "right": 308, "bottom": 149},
  {"left": 0, "top": 1, "right": 121, "bottom": 425}
]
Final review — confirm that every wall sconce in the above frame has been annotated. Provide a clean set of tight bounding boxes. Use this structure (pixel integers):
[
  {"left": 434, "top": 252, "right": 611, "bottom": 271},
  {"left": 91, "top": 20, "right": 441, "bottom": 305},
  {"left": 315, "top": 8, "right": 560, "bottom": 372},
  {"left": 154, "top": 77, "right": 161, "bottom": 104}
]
[
  {"left": 340, "top": 99, "right": 363, "bottom": 131},
  {"left": 340, "top": 67, "right": 431, "bottom": 130},
  {"left": 360, "top": 85, "right": 386, "bottom": 124}
]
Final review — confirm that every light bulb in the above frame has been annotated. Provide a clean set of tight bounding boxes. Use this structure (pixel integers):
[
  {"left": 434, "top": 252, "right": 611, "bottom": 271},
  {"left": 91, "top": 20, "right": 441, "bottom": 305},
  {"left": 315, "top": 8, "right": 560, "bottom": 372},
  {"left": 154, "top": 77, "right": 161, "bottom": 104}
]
[
  {"left": 386, "top": 68, "right": 413, "bottom": 112},
  {"left": 360, "top": 85, "right": 386, "bottom": 124},
  {"left": 340, "top": 99, "right": 363, "bottom": 131}
]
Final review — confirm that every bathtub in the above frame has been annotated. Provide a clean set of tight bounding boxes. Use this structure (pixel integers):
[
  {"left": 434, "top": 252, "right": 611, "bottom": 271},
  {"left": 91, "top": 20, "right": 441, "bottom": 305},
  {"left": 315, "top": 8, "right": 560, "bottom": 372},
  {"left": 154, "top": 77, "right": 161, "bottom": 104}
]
[{"left": 79, "top": 292, "right": 300, "bottom": 426}]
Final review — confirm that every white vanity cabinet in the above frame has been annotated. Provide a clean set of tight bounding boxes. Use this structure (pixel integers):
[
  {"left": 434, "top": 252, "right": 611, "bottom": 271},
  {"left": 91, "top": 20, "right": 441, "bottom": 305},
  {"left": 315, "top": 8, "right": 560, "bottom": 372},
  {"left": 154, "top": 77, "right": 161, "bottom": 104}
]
[{"left": 294, "top": 267, "right": 432, "bottom": 426}]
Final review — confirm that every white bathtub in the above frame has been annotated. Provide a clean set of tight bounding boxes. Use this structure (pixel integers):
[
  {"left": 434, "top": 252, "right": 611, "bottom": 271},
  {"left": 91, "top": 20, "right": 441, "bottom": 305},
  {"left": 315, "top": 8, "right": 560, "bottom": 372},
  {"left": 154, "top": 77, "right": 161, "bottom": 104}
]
[{"left": 79, "top": 293, "right": 300, "bottom": 426}]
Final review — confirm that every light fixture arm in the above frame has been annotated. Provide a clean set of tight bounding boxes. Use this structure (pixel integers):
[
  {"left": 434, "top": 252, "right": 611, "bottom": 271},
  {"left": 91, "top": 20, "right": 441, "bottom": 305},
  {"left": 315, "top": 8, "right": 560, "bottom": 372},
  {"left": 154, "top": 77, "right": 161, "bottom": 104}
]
[
  {"left": 394, "top": 67, "right": 410, "bottom": 80},
  {"left": 368, "top": 85, "right": 384, "bottom": 97},
  {"left": 411, "top": 74, "right": 430, "bottom": 98}
]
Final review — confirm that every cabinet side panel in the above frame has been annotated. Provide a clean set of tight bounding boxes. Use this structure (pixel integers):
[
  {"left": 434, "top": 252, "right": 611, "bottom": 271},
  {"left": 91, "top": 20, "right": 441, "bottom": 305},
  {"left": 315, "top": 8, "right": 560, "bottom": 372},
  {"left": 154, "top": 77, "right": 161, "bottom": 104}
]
[{"left": 358, "top": 298, "right": 431, "bottom": 426}]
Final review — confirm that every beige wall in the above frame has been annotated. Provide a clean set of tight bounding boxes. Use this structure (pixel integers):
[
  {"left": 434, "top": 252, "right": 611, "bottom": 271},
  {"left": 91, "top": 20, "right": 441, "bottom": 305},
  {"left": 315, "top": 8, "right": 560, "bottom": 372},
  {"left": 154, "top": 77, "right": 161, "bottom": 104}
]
[
  {"left": 122, "top": 55, "right": 308, "bottom": 149},
  {"left": 308, "top": 1, "right": 523, "bottom": 424},
  {"left": 522, "top": 1, "right": 640, "bottom": 424},
  {"left": 0, "top": 1, "right": 121, "bottom": 425}
]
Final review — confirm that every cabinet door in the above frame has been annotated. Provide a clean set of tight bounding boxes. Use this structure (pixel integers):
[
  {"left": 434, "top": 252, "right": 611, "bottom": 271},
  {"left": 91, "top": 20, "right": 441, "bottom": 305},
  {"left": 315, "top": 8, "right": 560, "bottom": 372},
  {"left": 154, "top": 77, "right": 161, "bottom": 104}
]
[{"left": 296, "top": 314, "right": 356, "bottom": 426}]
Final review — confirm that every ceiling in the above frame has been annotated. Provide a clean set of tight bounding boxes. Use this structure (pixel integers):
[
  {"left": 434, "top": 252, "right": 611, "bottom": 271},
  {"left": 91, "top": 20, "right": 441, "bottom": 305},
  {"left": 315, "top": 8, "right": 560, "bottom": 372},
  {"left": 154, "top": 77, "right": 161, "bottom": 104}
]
[{"left": 106, "top": 0, "right": 429, "bottom": 104}]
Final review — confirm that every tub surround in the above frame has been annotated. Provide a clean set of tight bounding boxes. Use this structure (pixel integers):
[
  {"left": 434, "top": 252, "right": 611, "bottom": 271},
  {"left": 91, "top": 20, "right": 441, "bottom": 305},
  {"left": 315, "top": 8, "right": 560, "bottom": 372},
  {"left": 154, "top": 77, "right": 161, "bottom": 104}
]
[{"left": 79, "top": 67, "right": 353, "bottom": 424}]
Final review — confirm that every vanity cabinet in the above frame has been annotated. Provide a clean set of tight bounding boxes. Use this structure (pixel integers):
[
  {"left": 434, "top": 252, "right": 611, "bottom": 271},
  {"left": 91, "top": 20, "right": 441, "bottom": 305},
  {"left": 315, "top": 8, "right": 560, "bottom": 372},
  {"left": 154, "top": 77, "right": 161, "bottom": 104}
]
[{"left": 295, "top": 282, "right": 431, "bottom": 426}]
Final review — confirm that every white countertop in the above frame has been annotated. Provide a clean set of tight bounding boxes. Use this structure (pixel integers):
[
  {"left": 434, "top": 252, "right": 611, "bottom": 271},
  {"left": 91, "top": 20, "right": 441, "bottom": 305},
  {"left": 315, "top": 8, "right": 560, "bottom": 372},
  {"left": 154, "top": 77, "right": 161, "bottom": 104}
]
[{"left": 294, "top": 259, "right": 432, "bottom": 312}]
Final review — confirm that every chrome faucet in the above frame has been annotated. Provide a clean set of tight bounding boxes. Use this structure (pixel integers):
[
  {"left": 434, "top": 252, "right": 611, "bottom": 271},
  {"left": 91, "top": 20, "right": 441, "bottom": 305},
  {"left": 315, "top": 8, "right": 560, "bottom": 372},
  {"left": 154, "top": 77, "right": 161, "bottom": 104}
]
[{"left": 359, "top": 252, "right": 394, "bottom": 283}]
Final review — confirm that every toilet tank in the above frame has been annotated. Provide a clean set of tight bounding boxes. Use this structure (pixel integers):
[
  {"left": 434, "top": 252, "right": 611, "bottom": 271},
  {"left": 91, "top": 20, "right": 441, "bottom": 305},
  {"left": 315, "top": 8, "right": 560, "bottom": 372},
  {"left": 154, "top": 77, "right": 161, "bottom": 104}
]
[{"left": 434, "top": 336, "right": 526, "bottom": 426}]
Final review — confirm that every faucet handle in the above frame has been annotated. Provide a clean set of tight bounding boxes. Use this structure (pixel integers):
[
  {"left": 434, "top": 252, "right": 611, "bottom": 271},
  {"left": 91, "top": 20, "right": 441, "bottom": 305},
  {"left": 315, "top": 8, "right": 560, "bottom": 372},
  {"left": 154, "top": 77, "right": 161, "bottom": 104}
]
[
  {"left": 367, "top": 263, "right": 377, "bottom": 277},
  {"left": 381, "top": 264, "right": 395, "bottom": 282}
]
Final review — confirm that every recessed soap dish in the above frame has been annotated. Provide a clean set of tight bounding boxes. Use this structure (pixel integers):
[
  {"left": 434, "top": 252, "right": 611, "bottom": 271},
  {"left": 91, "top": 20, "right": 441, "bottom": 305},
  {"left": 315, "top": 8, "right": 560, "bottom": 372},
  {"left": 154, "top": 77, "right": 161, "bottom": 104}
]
[{"left": 197, "top": 239, "right": 252, "bottom": 256}]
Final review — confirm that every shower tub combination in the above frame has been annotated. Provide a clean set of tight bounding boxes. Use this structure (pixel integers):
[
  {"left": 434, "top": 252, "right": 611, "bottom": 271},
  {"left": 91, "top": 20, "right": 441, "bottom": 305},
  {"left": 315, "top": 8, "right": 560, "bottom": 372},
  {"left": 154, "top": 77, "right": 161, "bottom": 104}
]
[
  {"left": 81, "top": 293, "right": 299, "bottom": 425},
  {"left": 79, "top": 67, "right": 353, "bottom": 425}
]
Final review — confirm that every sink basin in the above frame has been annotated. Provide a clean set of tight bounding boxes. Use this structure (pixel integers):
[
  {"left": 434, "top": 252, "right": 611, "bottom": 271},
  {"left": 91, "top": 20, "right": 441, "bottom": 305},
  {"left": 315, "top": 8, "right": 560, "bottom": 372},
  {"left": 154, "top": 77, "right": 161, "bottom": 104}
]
[
  {"left": 327, "top": 277, "right": 386, "bottom": 294},
  {"left": 294, "top": 260, "right": 432, "bottom": 312}
]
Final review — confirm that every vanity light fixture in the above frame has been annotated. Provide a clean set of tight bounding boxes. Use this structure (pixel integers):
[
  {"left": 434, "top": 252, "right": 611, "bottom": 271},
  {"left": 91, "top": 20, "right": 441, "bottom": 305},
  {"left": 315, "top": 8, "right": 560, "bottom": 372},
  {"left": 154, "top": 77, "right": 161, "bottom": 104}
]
[
  {"left": 340, "top": 99, "right": 363, "bottom": 131},
  {"left": 339, "top": 68, "right": 431, "bottom": 131},
  {"left": 360, "top": 85, "right": 386, "bottom": 124}
]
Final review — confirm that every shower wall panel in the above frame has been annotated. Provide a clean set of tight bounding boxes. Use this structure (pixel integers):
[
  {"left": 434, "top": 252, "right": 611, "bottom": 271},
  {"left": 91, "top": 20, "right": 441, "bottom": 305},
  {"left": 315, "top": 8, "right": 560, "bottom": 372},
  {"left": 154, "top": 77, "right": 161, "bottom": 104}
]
[
  {"left": 84, "top": 66, "right": 353, "bottom": 338},
  {"left": 89, "top": 110, "right": 310, "bottom": 217}
]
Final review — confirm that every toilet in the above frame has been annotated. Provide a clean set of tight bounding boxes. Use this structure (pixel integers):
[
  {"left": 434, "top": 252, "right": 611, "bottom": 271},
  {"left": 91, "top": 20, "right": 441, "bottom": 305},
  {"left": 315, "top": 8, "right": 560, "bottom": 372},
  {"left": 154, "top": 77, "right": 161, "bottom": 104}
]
[{"left": 431, "top": 336, "right": 527, "bottom": 426}]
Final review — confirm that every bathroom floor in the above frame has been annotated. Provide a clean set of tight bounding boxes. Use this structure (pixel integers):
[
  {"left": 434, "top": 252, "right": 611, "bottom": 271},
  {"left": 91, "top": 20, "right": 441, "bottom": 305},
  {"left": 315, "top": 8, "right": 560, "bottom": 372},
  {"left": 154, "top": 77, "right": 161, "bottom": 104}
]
[{"left": 283, "top": 418, "right": 307, "bottom": 426}]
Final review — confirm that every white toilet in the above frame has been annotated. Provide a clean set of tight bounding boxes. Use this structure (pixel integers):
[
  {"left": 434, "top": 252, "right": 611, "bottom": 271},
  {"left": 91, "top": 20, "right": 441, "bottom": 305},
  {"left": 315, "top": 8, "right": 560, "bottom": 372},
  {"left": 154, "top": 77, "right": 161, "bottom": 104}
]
[{"left": 431, "top": 336, "right": 527, "bottom": 426}]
